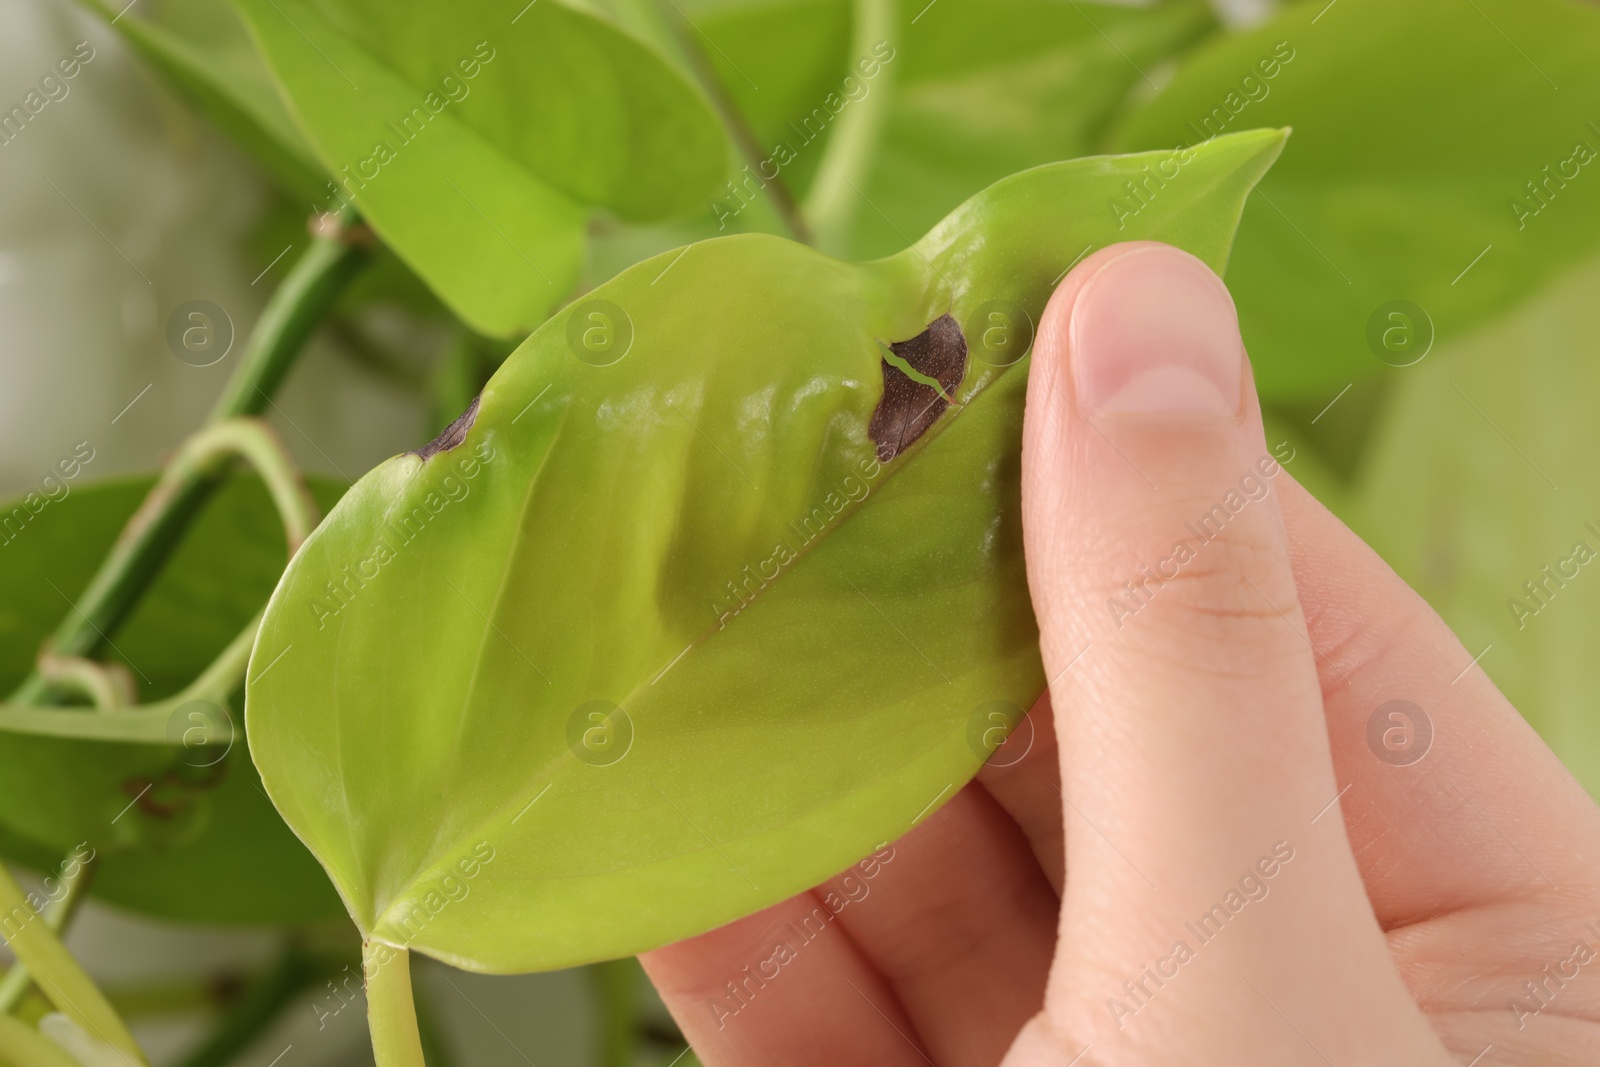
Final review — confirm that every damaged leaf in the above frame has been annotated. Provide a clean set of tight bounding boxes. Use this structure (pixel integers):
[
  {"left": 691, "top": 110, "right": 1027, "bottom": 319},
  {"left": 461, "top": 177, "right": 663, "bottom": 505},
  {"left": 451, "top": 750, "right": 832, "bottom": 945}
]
[
  {"left": 870, "top": 314, "right": 968, "bottom": 462},
  {"left": 247, "top": 130, "right": 1285, "bottom": 973}
]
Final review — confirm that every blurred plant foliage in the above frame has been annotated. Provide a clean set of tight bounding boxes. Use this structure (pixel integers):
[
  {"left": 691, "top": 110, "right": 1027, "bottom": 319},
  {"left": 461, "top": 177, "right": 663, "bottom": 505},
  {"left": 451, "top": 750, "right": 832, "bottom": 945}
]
[{"left": 2, "top": 0, "right": 1597, "bottom": 1064}]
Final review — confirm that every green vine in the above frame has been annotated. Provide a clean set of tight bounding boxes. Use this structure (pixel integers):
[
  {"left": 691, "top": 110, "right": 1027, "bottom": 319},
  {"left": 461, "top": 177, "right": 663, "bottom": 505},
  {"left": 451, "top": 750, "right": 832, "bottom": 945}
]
[
  {"left": 0, "top": 860, "right": 142, "bottom": 1065},
  {"left": 8, "top": 209, "right": 366, "bottom": 707},
  {"left": 0, "top": 416, "right": 325, "bottom": 741},
  {"left": 0, "top": 849, "right": 97, "bottom": 1015},
  {"left": 0, "top": 210, "right": 367, "bottom": 1067}
]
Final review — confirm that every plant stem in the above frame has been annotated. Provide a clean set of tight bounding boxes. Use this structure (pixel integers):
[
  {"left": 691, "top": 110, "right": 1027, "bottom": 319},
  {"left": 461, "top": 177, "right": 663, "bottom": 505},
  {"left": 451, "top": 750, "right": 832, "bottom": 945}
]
[
  {"left": 159, "top": 419, "right": 322, "bottom": 553},
  {"left": 206, "top": 210, "right": 369, "bottom": 423},
  {"left": 363, "top": 942, "right": 425, "bottom": 1067},
  {"left": 176, "top": 613, "right": 263, "bottom": 710},
  {"left": 33, "top": 656, "right": 135, "bottom": 711},
  {"left": 0, "top": 1013, "right": 80, "bottom": 1067},
  {"left": 0, "top": 611, "right": 259, "bottom": 746},
  {"left": 0, "top": 861, "right": 143, "bottom": 1064},
  {"left": 171, "top": 948, "right": 319, "bottom": 1067},
  {"left": 8, "top": 210, "right": 366, "bottom": 705},
  {"left": 0, "top": 702, "right": 212, "bottom": 745},
  {"left": 588, "top": 959, "right": 637, "bottom": 1067},
  {"left": 0, "top": 851, "right": 96, "bottom": 1015},
  {"left": 803, "top": 0, "right": 898, "bottom": 254},
  {"left": 655, "top": 0, "right": 813, "bottom": 244}
]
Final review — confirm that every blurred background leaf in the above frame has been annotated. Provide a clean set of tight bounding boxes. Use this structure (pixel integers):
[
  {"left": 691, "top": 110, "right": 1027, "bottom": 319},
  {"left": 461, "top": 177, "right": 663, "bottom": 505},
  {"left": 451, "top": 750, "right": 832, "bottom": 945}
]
[
  {"left": 0, "top": 475, "right": 346, "bottom": 923},
  {"left": 848, "top": 0, "right": 1215, "bottom": 257},
  {"left": 78, "top": 0, "right": 326, "bottom": 203},
  {"left": 231, "top": 0, "right": 729, "bottom": 336},
  {"left": 1346, "top": 250, "right": 1600, "bottom": 800},
  {"left": 683, "top": 0, "right": 1218, "bottom": 257},
  {"left": 1113, "top": 0, "right": 1600, "bottom": 400}
]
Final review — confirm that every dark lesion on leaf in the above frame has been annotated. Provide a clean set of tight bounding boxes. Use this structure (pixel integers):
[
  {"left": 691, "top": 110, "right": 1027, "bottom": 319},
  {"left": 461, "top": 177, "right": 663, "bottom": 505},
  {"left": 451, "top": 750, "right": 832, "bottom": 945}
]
[
  {"left": 412, "top": 394, "right": 481, "bottom": 459},
  {"left": 868, "top": 313, "right": 968, "bottom": 463}
]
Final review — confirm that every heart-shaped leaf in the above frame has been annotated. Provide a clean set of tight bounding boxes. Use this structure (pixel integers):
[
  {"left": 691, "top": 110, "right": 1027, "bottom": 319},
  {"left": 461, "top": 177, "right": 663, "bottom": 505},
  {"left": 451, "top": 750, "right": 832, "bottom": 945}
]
[
  {"left": 231, "top": 0, "right": 729, "bottom": 336},
  {"left": 0, "top": 475, "right": 345, "bottom": 923},
  {"left": 248, "top": 130, "right": 1285, "bottom": 972}
]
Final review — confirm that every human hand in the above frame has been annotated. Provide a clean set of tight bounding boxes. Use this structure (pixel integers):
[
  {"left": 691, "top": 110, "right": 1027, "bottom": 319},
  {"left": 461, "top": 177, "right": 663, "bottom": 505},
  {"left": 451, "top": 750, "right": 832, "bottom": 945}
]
[{"left": 642, "top": 242, "right": 1600, "bottom": 1065}]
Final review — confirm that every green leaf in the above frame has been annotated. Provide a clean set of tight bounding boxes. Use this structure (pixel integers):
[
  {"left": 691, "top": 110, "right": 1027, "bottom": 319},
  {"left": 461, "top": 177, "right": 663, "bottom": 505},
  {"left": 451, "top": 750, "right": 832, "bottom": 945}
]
[
  {"left": 0, "top": 476, "right": 345, "bottom": 924},
  {"left": 248, "top": 130, "right": 1285, "bottom": 972},
  {"left": 1112, "top": 0, "right": 1600, "bottom": 398},
  {"left": 686, "top": 0, "right": 1214, "bottom": 253},
  {"left": 1345, "top": 252, "right": 1600, "bottom": 800},
  {"left": 685, "top": 0, "right": 855, "bottom": 198},
  {"left": 77, "top": 0, "right": 326, "bottom": 202},
  {"left": 845, "top": 0, "right": 1215, "bottom": 258},
  {"left": 231, "top": 0, "right": 729, "bottom": 336},
  {"left": 586, "top": 2, "right": 1211, "bottom": 280},
  {"left": 89, "top": 753, "right": 344, "bottom": 924}
]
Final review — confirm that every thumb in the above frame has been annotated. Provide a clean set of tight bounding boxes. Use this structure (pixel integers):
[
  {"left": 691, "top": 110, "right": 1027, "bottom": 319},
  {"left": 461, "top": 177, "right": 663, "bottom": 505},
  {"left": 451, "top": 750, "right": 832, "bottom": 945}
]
[{"left": 1012, "top": 243, "right": 1445, "bottom": 1062}]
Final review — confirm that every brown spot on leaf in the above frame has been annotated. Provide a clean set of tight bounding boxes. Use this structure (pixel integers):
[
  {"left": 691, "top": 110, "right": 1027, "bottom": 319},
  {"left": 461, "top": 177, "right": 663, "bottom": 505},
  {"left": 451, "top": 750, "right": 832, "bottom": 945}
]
[
  {"left": 868, "top": 314, "right": 968, "bottom": 462},
  {"left": 413, "top": 395, "right": 480, "bottom": 459}
]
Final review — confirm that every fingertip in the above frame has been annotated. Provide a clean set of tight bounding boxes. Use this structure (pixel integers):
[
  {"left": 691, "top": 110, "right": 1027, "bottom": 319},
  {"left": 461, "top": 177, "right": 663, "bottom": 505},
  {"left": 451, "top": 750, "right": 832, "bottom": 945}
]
[{"left": 1031, "top": 242, "right": 1242, "bottom": 421}]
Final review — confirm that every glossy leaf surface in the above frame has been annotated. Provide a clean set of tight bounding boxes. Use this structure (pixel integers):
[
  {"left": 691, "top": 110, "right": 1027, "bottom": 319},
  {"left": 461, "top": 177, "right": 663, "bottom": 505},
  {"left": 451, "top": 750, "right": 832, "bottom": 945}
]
[
  {"left": 1114, "top": 0, "right": 1600, "bottom": 398},
  {"left": 0, "top": 476, "right": 344, "bottom": 923},
  {"left": 248, "top": 130, "right": 1285, "bottom": 972},
  {"left": 232, "top": 0, "right": 728, "bottom": 335}
]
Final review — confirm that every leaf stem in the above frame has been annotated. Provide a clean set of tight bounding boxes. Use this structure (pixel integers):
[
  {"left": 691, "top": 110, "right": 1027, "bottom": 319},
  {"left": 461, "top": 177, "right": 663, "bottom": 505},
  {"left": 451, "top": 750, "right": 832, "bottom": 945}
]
[
  {"left": 0, "top": 850, "right": 97, "bottom": 1015},
  {"left": 177, "top": 614, "right": 263, "bottom": 709},
  {"left": 0, "top": 1013, "right": 80, "bottom": 1067},
  {"left": 8, "top": 209, "right": 366, "bottom": 706},
  {"left": 33, "top": 656, "right": 136, "bottom": 712},
  {"left": 0, "top": 861, "right": 143, "bottom": 1064},
  {"left": 803, "top": 0, "right": 898, "bottom": 254},
  {"left": 0, "top": 610, "right": 261, "bottom": 746},
  {"left": 207, "top": 209, "right": 370, "bottom": 423},
  {"left": 161, "top": 418, "right": 322, "bottom": 554},
  {"left": 363, "top": 942, "right": 425, "bottom": 1067},
  {"left": 654, "top": 1, "right": 814, "bottom": 244}
]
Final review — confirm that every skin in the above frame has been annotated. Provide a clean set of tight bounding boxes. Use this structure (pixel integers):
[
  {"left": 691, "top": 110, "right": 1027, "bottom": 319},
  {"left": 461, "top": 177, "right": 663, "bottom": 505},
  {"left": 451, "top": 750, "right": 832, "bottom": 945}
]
[{"left": 642, "top": 242, "right": 1600, "bottom": 1065}]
